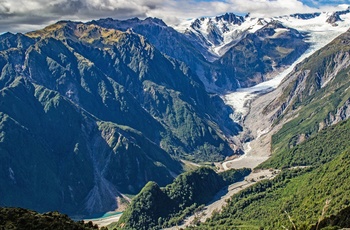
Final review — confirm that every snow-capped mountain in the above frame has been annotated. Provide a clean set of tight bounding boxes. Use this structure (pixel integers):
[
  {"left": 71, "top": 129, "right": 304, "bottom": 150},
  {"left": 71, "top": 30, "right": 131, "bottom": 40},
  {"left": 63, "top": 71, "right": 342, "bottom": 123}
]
[
  {"left": 176, "top": 13, "right": 269, "bottom": 59},
  {"left": 175, "top": 8, "right": 350, "bottom": 61},
  {"left": 88, "top": 8, "right": 350, "bottom": 93}
]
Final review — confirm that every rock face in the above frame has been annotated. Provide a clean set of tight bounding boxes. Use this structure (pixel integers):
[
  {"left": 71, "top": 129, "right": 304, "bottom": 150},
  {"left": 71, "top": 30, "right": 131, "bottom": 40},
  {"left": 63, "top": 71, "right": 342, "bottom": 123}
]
[
  {"left": 0, "top": 22, "right": 239, "bottom": 216},
  {"left": 214, "top": 21, "right": 309, "bottom": 88},
  {"left": 261, "top": 29, "right": 350, "bottom": 151}
]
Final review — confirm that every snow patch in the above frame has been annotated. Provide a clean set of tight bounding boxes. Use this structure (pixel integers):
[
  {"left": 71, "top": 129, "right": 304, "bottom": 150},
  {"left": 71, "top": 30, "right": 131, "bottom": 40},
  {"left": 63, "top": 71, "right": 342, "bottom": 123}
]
[{"left": 9, "top": 167, "right": 16, "bottom": 183}]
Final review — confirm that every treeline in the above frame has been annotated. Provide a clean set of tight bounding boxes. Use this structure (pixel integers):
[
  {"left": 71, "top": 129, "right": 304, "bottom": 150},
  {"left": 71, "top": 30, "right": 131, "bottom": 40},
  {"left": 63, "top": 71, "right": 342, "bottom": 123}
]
[
  {"left": 114, "top": 167, "right": 251, "bottom": 230},
  {"left": 0, "top": 207, "right": 105, "bottom": 230}
]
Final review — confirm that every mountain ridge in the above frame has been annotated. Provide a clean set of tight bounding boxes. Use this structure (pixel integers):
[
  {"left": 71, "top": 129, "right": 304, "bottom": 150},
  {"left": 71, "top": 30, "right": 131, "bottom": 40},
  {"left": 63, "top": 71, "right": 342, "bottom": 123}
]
[
  {"left": 1, "top": 7, "right": 350, "bottom": 221},
  {"left": 0, "top": 21, "right": 239, "bottom": 216}
]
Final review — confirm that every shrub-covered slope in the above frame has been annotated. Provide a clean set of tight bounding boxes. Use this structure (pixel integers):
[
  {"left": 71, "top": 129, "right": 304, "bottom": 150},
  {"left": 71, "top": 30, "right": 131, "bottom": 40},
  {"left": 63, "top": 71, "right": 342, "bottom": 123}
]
[
  {"left": 115, "top": 167, "right": 251, "bottom": 230},
  {"left": 0, "top": 207, "right": 100, "bottom": 230},
  {"left": 191, "top": 126, "right": 350, "bottom": 229}
]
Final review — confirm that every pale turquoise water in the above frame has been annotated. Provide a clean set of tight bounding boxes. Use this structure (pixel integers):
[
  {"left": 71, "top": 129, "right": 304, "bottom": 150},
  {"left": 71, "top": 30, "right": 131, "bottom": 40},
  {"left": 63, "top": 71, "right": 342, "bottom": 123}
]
[
  {"left": 84, "top": 211, "right": 123, "bottom": 220},
  {"left": 100, "top": 211, "right": 122, "bottom": 218}
]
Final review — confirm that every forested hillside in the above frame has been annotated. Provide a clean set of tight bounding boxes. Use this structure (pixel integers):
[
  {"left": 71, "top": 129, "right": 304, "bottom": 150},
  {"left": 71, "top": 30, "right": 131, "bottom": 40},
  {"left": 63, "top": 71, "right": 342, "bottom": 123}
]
[{"left": 115, "top": 167, "right": 251, "bottom": 230}]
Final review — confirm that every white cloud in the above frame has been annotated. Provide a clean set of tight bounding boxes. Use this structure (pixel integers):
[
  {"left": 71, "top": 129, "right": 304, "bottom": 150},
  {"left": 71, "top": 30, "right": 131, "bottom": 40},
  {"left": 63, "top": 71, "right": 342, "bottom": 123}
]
[{"left": 0, "top": 0, "right": 347, "bottom": 33}]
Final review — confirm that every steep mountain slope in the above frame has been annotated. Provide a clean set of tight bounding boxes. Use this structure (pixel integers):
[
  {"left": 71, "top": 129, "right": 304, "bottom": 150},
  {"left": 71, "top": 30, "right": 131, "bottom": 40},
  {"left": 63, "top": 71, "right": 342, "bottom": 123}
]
[
  {"left": 0, "top": 22, "right": 239, "bottom": 216},
  {"left": 215, "top": 21, "right": 309, "bottom": 88},
  {"left": 92, "top": 16, "right": 310, "bottom": 92},
  {"left": 24, "top": 21, "right": 239, "bottom": 159},
  {"left": 89, "top": 18, "right": 223, "bottom": 92},
  {"left": 262, "top": 28, "right": 350, "bottom": 158},
  {"left": 90, "top": 17, "right": 213, "bottom": 68},
  {"left": 115, "top": 167, "right": 251, "bottom": 230},
  {"left": 0, "top": 78, "right": 180, "bottom": 216}
]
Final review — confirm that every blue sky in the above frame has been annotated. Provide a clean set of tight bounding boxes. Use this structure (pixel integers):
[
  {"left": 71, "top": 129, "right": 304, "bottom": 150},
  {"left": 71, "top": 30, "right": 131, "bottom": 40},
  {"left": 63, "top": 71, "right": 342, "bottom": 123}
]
[
  {"left": 302, "top": 0, "right": 349, "bottom": 6},
  {"left": 0, "top": 0, "right": 349, "bottom": 33},
  {"left": 192, "top": 0, "right": 348, "bottom": 6}
]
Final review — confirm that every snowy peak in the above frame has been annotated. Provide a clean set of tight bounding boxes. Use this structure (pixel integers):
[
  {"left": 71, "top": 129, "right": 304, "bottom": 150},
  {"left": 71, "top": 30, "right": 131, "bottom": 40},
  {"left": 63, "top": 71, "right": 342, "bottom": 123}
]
[
  {"left": 177, "top": 13, "right": 269, "bottom": 58},
  {"left": 176, "top": 8, "right": 350, "bottom": 61},
  {"left": 289, "top": 12, "right": 321, "bottom": 20},
  {"left": 214, "top": 13, "right": 245, "bottom": 26},
  {"left": 189, "top": 13, "right": 245, "bottom": 31},
  {"left": 326, "top": 8, "right": 350, "bottom": 25}
]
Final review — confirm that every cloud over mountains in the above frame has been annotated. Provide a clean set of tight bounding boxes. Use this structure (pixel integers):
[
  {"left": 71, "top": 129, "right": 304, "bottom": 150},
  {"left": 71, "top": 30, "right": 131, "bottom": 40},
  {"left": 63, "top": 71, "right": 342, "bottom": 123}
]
[{"left": 0, "top": 0, "right": 347, "bottom": 33}]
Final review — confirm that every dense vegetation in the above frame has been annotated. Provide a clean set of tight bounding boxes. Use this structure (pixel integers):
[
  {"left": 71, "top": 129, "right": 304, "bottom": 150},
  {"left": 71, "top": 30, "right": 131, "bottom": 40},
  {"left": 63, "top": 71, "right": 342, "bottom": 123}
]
[
  {"left": 192, "top": 148, "right": 350, "bottom": 229},
  {"left": 259, "top": 118, "right": 350, "bottom": 169},
  {"left": 0, "top": 207, "right": 104, "bottom": 230},
  {"left": 115, "top": 167, "right": 251, "bottom": 230}
]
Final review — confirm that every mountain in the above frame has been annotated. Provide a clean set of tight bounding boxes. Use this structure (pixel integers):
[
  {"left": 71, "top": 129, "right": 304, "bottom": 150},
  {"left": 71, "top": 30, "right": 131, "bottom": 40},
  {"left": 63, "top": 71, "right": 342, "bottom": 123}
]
[
  {"left": 184, "top": 21, "right": 350, "bottom": 230},
  {"left": 92, "top": 10, "right": 350, "bottom": 94},
  {"left": 107, "top": 12, "right": 350, "bottom": 229},
  {"left": 0, "top": 21, "right": 239, "bottom": 216},
  {"left": 1, "top": 7, "right": 350, "bottom": 222},
  {"left": 89, "top": 17, "right": 222, "bottom": 92},
  {"left": 263, "top": 28, "right": 350, "bottom": 156},
  {"left": 92, "top": 15, "right": 310, "bottom": 92},
  {"left": 175, "top": 10, "right": 350, "bottom": 91},
  {"left": 90, "top": 17, "right": 212, "bottom": 68},
  {"left": 0, "top": 77, "right": 180, "bottom": 216},
  {"left": 115, "top": 167, "right": 251, "bottom": 230},
  {"left": 213, "top": 21, "right": 309, "bottom": 88},
  {"left": 180, "top": 13, "right": 246, "bottom": 58}
]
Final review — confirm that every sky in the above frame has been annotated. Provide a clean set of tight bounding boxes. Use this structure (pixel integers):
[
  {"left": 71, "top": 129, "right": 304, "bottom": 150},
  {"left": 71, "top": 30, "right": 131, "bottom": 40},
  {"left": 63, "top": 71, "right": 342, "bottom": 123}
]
[{"left": 0, "top": 0, "right": 349, "bottom": 33}]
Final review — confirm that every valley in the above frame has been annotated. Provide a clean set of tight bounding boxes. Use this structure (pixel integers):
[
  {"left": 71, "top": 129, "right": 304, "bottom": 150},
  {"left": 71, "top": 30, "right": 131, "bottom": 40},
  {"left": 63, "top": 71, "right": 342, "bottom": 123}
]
[
  {"left": 113, "top": 9, "right": 350, "bottom": 230},
  {"left": 1, "top": 4, "right": 350, "bottom": 230},
  {"left": 220, "top": 12, "right": 350, "bottom": 171},
  {"left": 165, "top": 169, "right": 278, "bottom": 230}
]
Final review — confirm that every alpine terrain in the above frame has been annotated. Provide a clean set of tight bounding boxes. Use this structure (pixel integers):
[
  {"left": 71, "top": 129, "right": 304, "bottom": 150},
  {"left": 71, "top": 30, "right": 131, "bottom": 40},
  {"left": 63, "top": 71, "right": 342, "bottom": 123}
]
[{"left": 0, "top": 4, "right": 350, "bottom": 230}]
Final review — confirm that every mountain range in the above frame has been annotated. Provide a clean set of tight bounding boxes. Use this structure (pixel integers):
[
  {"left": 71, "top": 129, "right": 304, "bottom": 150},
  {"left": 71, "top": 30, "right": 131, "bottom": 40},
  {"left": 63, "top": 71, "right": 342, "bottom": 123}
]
[
  {"left": 0, "top": 7, "right": 350, "bottom": 222},
  {"left": 113, "top": 10, "right": 350, "bottom": 230}
]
